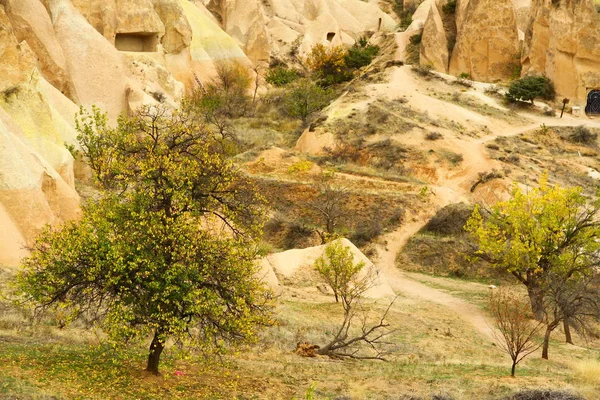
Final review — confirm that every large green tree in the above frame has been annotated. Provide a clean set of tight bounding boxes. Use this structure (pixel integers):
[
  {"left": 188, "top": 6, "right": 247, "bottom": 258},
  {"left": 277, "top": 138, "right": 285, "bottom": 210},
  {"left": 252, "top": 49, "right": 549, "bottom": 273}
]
[
  {"left": 466, "top": 176, "right": 600, "bottom": 322},
  {"left": 17, "top": 104, "right": 273, "bottom": 374}
]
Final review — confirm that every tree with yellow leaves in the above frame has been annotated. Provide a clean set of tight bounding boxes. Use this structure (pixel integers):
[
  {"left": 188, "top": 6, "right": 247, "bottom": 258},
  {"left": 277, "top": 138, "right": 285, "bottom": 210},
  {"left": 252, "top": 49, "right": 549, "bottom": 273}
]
[
  {"left": 17, "top": 104, "right": 274, "bottom": 375},
  {"left": 466, "top": 175, "right": 600, "bottom": 358}
]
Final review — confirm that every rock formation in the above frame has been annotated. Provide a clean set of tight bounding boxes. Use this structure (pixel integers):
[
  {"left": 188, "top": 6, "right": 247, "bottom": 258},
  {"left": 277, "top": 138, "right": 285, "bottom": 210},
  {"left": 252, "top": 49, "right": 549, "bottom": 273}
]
[
  {"left": 449, "top": 0, "right": 520, "bottom": 81},
  {"left": 420, "top": 2, "right": 449, "bottom": 72},
  {"left": 203, "top": 0, "right": 396, "bottom": 62},
  {"left": 0, "top": 0, "right": 398, "bottom": 267},
  {"left": 261, "top": 238, "right": 395, "bottom": 299},
  {"left": 522, "top": 0, "right": 600, "bottom": 106}
]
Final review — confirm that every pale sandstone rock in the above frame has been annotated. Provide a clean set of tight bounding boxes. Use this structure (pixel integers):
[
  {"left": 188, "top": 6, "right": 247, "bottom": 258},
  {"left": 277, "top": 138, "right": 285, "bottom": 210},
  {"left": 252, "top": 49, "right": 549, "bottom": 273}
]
[
  {"left": 47, "top": 0, "right": 128, "bottom": 119},
  {"left": 212, "top": 0, "right": 271, "bottom": 64},
  {"left": 265, "top": 238, "right": 395, "bottom": 299},
  {"left": 0, "top": 107, "right": 80, "bottom": 266},
  {"left": 70, "top": 0, "right": 117, "bottom": 40},
  {"left": 208, "top": 0, "right": 395, "bottom": 60},
  {"left": 0, "top": 6, "right": 36, "bottom": 93},
  {"left": 455, "top": 0, "right": 469, "bottom": 34},
  {"left": 449, "top": 0, "right": 520, "bottom": 81},
  {"left": 179, "top": 0, "right": 251, "bottom": 84},
  {"left": 1, "top": 77, "right": 77, "bottom": 187},
  {"left": 152, "top": 0, "right": 193, "bottom": 54},
  {"left": 513, "top": 0, "right": 532, "bottom": 33},
  {"left": 522, "top": 0, "right": 600, "bottom": 106},
  {"left": 420, "top": 3, "right": 449, "bottom": 72},
  {"left": 256, "top": 258, "right": 282, "bottom": 293},
  {"left": 115, "top": 0, "right": 164, "bottom": 39},
  {"left": 0, "top": 202, "right": 28, "bottom": 268},
  {"left": 4, "top": 0, "right": 76, "bottom": 100}
]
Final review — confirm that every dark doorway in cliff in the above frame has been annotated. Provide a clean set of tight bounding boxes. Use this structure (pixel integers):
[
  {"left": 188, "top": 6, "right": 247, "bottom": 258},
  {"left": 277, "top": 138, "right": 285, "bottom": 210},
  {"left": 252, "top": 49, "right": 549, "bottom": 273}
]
[
  {"left": 326, "top": 32, "right": 336, "bottom": 42},
  {"left": 115, "top": 33, "right": 158, "bottom": 52},
  {"left": 585, "top": 90, "right": 600, "bottom": 115}
]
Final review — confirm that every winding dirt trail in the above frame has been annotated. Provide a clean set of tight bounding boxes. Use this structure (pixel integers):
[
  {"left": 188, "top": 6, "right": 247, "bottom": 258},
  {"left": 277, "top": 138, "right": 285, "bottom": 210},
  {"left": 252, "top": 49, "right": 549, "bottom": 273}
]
[{"left": 366, "top": 67, "right": 600, "bottom": 340}]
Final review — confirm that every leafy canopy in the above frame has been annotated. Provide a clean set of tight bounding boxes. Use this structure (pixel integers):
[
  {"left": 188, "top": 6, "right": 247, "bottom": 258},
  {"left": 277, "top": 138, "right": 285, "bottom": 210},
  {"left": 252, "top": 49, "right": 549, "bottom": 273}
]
[
  {"left": 283, "top": 78, "right": 333, "bottom": 122},
  {"left": 506, "top": 75, "right": 555, "bottom": 104},
  {"left": 465, "top": 175, "right": 600, "bottom": 320},
  {"left": 466, "top": 176, "right": 600, "bottom": 281},
  {"left": 17, "top": 104, "right": 273, "bottom": 373},
  {"left": 314, "top": 240, "right": 367, "bottom": 305}
]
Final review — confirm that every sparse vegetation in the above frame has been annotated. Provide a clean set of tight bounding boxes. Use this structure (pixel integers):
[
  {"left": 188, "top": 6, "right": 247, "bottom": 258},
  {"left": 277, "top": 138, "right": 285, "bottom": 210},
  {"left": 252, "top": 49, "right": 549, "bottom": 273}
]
[
  {"left": 266, "top": 66, "right": 301, "bottom": 86},
  {"left": 313, "top": 240, "right": 395, "bottom": 360},
  {"left": 282, "top": 78, "right": 333, "bottom": 122},
  {"left": 412, "top": 63, "right": 433, "bottom": 77},
  {"left": 489, "top": 289, "right": 543, "bottom": 376},
  {"left": 567, "top": 125, "right": 598, "bottom": 145},
  {"left": 442, "top": 0, "right": 457, "bottom": 14},
  {"left": 344, "top": 38, "right": 379, "bottom": 70},
  {"left": 425, "top": 131, "right": 443, "bottom": 140}
]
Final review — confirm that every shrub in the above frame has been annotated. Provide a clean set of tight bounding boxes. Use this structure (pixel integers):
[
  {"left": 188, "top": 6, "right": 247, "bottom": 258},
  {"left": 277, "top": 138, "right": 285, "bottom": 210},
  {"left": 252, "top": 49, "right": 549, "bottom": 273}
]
[
  {"left": 306, "top": 44, "right": 352, "bottom": 86},
  {"left": 266, "top": 66, "right": 300, "bottom": 86},
  {"left": 442, "top": 0, "right": 457, "bottom": 14},
  {"left": 490, "top": 290, "right": 544, "bottom": 377},
  {"left": 282, "top": 78, "right": 333, "bottom": 122},
  {"left": 484, "top": 84, "right": 501, "bottom": 95},
  {"left": 543, "top": 107, "right": 556, "bottom": 116},
  {"left": 568, "top": 125, "right": 598, "bottom": 144},
  {"left": 344, "top": 40, "right": 379, "bottom": 70},
  {"left": 412, "top": 64, "right": 433, "bottom": 76},
  {"left": 499, "top": 390, "right": 585, "bottom": 400},
  {"left": 506, "top": 75, "right": 555, "bottom": 104},
  {"left": 409, "top": 33, "right": 422, "bottom": 45},
  {"left": 420, "top": 203, "right": 474, "bottom": 236},
  {"left": 201, "top": 60, "right": 252, "bottom": 117},
  {"left": 442, "top": 150, "right": 463, "bottom": 165},
  {"left": 425, "top": 131, "right": 443, "bottom": 140}
]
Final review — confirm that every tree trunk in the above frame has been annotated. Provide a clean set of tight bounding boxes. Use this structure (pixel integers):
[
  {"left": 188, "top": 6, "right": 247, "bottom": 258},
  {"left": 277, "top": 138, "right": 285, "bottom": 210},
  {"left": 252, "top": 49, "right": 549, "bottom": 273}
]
[
  {"left": 563, "top": 318, "right": 573, "bottom": 344},
  {"left": 526, "top": 284, "right": 545, "bottom": 321},
  {"left": 511, "top": 360, "right": 516, "bottom": 377},
  {"left": 146, "top": 330, "right": 165, "bottom": 375},
  {"left": 542, "top": 325, "right": 554, "bottom": 360}
]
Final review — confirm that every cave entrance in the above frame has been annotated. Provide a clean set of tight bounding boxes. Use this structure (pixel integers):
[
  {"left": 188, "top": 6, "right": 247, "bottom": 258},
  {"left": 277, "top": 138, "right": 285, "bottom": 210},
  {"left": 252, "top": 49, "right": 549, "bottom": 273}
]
[
  {"left": 326, "top": 32, "right": 336, "bottom": 42},
  {"left": 585, "top": 89, "right": 600, "bottom": 115},
  {"left": 115, "top": 33, "right": 158, "bottom": 52}
]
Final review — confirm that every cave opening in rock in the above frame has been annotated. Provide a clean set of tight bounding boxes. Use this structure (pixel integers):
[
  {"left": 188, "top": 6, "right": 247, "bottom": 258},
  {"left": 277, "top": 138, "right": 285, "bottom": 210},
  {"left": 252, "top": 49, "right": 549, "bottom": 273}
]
[
  {"left": 115, "top": 33, "right": 159, "bottom": 52},
  {"left": 585, "top": 89, "right": 600, "bottom": 115},
  {"left": 326, "top": 32, "right": 336, "bottom": 42}
]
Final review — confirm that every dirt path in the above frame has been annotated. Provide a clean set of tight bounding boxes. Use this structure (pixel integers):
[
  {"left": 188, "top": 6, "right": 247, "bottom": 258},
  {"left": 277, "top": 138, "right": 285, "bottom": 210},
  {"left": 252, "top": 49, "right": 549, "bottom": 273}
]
[{"left": 368, "top": 68, "right": 600, "bottom": 341}]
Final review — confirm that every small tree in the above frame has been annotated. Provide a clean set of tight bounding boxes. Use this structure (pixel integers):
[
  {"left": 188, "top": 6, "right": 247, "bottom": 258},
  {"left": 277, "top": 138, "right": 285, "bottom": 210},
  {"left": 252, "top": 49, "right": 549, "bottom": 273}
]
[
  {"left": 204, "top": 60, "right": 252, "bottom": 118},
  {"left": 308, "top": 178, "right": 348, "bottom": 244},
  {"left": 506, "top": 76, "right": 555, "bottom": 104},
  {"left": 314, "top": 240, "right": 395, "bottom": 360},
  {"left": 315, "top": 240, "right": 366, "bottom": 304},
  {"left": 283, "top": 78, "right": 332, "bottom": 123},
  {"left": 306, "top": 44, "right": 352, "bottom": 86},
  {"left": 17, "top": 104, "right": 274, "bottom": 375},
  {"left": 489, "top": 290, "right": 543, "bottom": 376}
]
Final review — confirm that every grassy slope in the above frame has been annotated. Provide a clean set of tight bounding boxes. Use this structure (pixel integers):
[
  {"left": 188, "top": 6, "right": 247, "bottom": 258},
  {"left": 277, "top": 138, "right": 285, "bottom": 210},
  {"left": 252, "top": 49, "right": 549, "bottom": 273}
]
[{"left": 2, "top": 275, "right": 600, "bottom": 399}]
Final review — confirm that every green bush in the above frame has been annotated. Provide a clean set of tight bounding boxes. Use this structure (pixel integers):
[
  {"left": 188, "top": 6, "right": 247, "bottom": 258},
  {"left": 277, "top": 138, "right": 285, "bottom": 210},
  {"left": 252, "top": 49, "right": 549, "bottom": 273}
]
[
  {"left": 506, "top": 75, "right": 555, "bottom": 104},
  {"left": 344, "top": 40, "right": 379, "bottom": 70},
  {"left": 282, "top": 78, "right": 333, "bottom": 122},
  {"left": 442, "top": 0, "right": 457, "bottom": 14},
  {"left": 307, "top": 44, "right": 353, "bottom": 86},
  {"left": 265, "top": 66, "right": 300, "bottom": 86}
]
